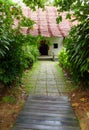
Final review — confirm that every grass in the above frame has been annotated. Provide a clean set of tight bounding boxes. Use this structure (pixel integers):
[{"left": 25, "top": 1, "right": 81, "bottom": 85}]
[
  {"left": 22, "top": 61, "right": 40, "bottom": 95},
  {"left": 2, "top": 96, "right": 16, "bottom": 104},
  {"left": 56, "top": 62, "right": 65, "bottom": 77},
  {"left": 56, "top": 62, "right": 78, "bottom": 93}
]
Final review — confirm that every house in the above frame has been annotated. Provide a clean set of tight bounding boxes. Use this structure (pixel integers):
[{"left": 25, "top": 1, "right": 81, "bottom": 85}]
[{"left": 21, "top": 6, "right": 76, "bottom": 57}]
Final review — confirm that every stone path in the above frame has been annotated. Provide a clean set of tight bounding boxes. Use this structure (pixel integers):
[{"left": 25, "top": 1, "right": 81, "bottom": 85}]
[
  {"left": 27, "top": 61, "right": 70, "bottom": 96},
  {"left": 11, "top": 61, "right": 80, "bottom": 130}
]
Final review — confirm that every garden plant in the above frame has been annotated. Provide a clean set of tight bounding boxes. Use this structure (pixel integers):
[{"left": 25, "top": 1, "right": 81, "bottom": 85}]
[
  {"left": 56, "top": 0, "right": 89, "bottom": 86},
  {"left": 0, "top": 0, "right": 46, "bottom": 86}
]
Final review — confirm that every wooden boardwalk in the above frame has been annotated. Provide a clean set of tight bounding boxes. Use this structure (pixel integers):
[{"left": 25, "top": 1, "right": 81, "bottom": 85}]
[{"left": 11, "top": 95, "right": 80, "bottom": 130}]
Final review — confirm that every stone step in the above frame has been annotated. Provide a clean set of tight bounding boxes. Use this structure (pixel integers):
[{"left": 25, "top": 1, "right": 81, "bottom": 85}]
[{"left": 38, "top": 56, "right": 53, "bottom": 61}]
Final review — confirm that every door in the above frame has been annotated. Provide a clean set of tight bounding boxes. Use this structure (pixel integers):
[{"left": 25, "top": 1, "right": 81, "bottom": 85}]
[{"left": 39, "top": 41, "right": 49, "bottom": 55}]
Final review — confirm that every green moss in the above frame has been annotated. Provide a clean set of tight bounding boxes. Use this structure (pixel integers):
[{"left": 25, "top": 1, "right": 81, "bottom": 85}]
[
  {"left": 22, "top": 61, "right": 40, "bottom": 95},
  {"left": 56, "top": 62, "right": 78, "bottom": 92},
  {"left": 56, "top": 62, "right": 64, "bottom": 77},
  {"left": 2, "top": 96, "right": 16, "bottom": 104}
]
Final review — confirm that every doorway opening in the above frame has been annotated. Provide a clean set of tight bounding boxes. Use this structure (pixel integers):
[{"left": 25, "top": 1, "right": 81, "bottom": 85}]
[{"left": 39, "top": 40, "right": 49, "bottom": 55}]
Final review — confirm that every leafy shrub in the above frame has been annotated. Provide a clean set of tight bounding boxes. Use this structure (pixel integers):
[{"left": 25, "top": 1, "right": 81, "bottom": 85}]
[
  {"left": 65, "top": 20, "right": 89, "bottom": 85},
  {"left": 0, "top": 33, "right": 25, "bottom": 85},
  {"left": 29, "top": 45, "right": 40, "bottom": 61},
  {"left": 22, "top": 34, "right": 41, "bottom": 69},
  {"left": 22, "top": 37, "right": 40, "bottom": 69},
  {"left": 0, "top": 1, "right": 41, "bottom": 86},
  {"left": 54, "top": 0, "right": 89, "bottom": 86},
  {"left": 0, "top": 33, "right": 40, "bottom": 85},
  {"left": 58, "top": 48, "right": 70, "bottom": 70},
  {"left": 0, "top": 0, "right": 44, "bottom": 87}
]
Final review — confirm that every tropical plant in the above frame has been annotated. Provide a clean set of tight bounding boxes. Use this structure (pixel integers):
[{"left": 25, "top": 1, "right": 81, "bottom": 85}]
[
  {"left": 0, "top": 0, "right": 42, "bottom": 85},
  {"left": 65, "top": 20, "right": 89, "bottom": 84},
  {"left": 54, "top": 0, "right": 89, "bottom": 23},
  {"left": 22, "top": 35, "right": 40, "bottom": 69},
  {"left": 23, "top": 0, "right": 47, "bottom": 9},
  {"left": 55, "top": 0, "right": 89, "bottom": 85},
  {"left": 58, "top": 48, "right": 70, "bottom": 71}
]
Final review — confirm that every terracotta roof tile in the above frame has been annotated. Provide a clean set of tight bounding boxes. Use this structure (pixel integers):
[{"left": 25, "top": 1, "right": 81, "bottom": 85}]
[{"left": 21, "top": 6, "right": 74, "bottom": 37}]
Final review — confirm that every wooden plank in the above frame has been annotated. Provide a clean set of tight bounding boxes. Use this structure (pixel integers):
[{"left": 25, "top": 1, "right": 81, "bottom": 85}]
[
  {"left": 29, "top": 95, "right": 68, "bottom": 101},
  {"left": 25, "top": 102, "right": 72, "bottom": 109},
  {"left": 24, "top": 105, "right": 73, "bottom": 111},
  {"left": 12, "top": 124, "right": 80, "bottom": 130},
  {"left": 17, "top": 115, "right": 78, "bottom": 123},
  {"left": 21, "top": 109, "right": 75, "bottom": 115},
  {"left": 23, "top": 107, "right": 74, "bottom": 113},
  {"left": 11, "top": 95, "right": 80, "bottom": 130},
  {"left": 16, "top": 119, "right": 79, "bottom": 127},
  {"left": 19, "top": 111, "right": 76, "bottom": 118},
  {"left": 29, "top": 99, "right": 70, "bottom": 104}
]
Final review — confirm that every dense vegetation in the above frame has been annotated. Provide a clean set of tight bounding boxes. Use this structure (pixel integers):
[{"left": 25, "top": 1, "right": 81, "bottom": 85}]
[
  {"left": 1, "top": 0, "right": 89, "bottom": 87},
  {"left": 56, "top": 0, "right": 89, "bottom": 86},
  {"left": 0, "top": 0, "right": 44, "bottom": 86}
]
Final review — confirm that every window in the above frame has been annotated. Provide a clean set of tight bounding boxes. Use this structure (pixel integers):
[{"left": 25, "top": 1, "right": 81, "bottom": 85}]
[{"left": 54, "top": 43, "right": 58, "bottom": 48}]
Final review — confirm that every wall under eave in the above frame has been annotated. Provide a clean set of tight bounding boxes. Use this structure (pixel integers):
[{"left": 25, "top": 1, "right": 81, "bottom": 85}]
[{"left": 46, "top": 37, "right": 64, "bottom": 56}]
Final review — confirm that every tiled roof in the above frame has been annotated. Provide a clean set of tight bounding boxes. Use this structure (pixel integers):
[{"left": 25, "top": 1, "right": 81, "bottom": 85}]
[{"left": 21, "top": 6, "right": 74, "bottom": 37}]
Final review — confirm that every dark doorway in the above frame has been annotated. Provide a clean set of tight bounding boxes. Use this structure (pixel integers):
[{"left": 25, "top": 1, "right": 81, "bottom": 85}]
[{"left": 39, "top": 41, "right": 49, "bottom": 55}]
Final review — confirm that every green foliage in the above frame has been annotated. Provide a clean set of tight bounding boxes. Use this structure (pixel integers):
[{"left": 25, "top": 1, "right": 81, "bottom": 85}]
[
  {"left": 0, "top": 1, "right": 21, "bottom": 57},
  {"left": 56, "top": 16, "right": 62, "bottom": 23},
  {"left": 20, "top": 17, "right": 35, "bottom": 28},
  {"left": 58, "top": 48, "right": 70, "bottom": 70},
  {"left": 54, "top": 0, "right": 89, "bottom": 22},
  {"left": 0, "top": 0, "right": 42, "bottom": 85},
  {"left": 22, "top": 34, "right": 41, "bottom": 69},
  {"left": 66, "top": 13, "right": 71, "bottom": 19},
  {"left": 23, "top": 0, "right": 47, "bottom": 10},
  {"left": 23, "top": 45, "right": 39, "bottom": 69},
  {"left": 0, "top": 33, "right": 25, "bottom": 84},
  {"left": 55, "top": 0, "right": 89, "bottom": 86},
  {"left": 2, "top": 96, "right": 16, "bottom": 104},
  {"left": 65, "top": 20, "right": 89, "bottom": 85},
  {"left": 22, "top": 62, "right": 39, "bottom": 95},
  {"left": 0, "top": 34, "right": 10, "bottom": 57},
  {"left": 0, "top": 32, "right": 40, "bottom": 84}
]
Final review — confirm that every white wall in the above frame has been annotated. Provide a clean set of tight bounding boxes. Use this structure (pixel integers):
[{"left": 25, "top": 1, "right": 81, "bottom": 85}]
[{"left": 46, "top": 37, "right": 64, "bottom": 56}]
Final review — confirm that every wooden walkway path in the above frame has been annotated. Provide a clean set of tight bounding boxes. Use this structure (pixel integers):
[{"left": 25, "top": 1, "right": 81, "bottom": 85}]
[{"left": 11, "top": 95, "right": 80, "bottom": 130}]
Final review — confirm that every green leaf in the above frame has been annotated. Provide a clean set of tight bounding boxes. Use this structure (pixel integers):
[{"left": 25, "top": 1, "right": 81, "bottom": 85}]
[
  {"left": 56, "top": 16, "right": 62, "bottom": 23},
  {"left": 66, "top": 13, "right": 71, "bottom": 19}
]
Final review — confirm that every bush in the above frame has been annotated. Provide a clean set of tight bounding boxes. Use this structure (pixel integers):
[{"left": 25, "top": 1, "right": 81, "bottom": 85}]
[
  {"left": 0, "top": 33, "right": 25, "bottom": 85},
  {"left": 0, "top": 33, "right": 40, "bottom": 85},
  {"left": 23, "top": 45, "right": 39, "bottom": 69},
  {"left": 58, "top": 48, "right": 70, "bottom": 70},
  {"left": 58, "top": 21, "right": 89, "bottom": 86},
  {"left": 0, "top": 1, "right": 41, "bottom": 86},
  {"left": 65, "top": 20, "right": 89, "bottom": 85}
]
